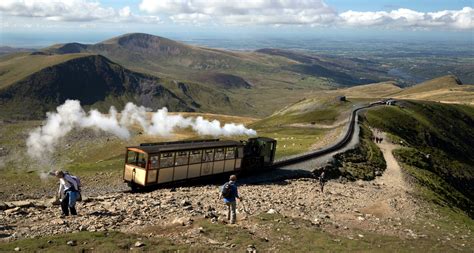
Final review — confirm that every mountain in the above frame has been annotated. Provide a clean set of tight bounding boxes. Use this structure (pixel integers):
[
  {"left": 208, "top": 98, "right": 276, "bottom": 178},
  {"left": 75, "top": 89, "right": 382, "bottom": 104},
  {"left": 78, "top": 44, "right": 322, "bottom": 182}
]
[
  {"left": 2, "top": 34, "right": 473, "bottom": 120},
  {"left": 0, "top": 33, "right": 386, "bottom": 119},
  {"left": 0, "top": 54, "right": 250, "bottom": 119},
  {"left": 44, "top": 33, "right": 276, "bottom": 80},
  {"left": 392, "top": 75, "right": 474, "bottom": 104},
  {"left": 43, "top": 33, "right": 393, "bottom": 89},
  {"left": 0, "top": 46, "right": 35, "bottom": 56}
]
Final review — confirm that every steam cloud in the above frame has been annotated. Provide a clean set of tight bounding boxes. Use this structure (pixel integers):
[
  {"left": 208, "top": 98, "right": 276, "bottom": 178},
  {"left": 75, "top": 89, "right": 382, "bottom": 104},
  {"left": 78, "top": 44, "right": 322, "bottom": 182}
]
[{"left": 27, "top": 100, "right": 257, "bottom": 159}]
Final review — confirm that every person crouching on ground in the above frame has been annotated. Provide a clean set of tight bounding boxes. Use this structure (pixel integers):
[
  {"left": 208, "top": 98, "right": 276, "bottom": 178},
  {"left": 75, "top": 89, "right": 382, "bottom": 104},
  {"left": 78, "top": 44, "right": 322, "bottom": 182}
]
[
  {"left": 55, "top": 170, "right": 79, "bottom": 217},
  {"left": 220, "top": 174, "right": 242, "bottom": 224}
]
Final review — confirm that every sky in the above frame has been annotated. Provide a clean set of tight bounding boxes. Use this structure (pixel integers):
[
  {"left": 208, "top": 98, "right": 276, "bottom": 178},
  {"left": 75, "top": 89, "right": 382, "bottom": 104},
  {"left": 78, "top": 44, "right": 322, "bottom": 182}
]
[{"left": 0, "top": 0, "right": 472, "bottom": 47}]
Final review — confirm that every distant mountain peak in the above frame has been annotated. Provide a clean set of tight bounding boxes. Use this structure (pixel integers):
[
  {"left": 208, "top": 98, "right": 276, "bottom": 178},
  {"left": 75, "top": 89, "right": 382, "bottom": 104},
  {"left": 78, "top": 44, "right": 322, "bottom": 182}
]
[
  {"left": 98, "top": 33, "right": 189, "bottom": 55},
  {"left": 44, "top": 42, "right": 89, "bottom": 54}
]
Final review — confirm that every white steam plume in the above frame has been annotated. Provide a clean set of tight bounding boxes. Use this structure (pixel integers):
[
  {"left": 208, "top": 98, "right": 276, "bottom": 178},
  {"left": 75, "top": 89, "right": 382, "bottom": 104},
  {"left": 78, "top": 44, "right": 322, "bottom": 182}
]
[{"left": 27, "top": 100, "right": 257, "bottom": 159}]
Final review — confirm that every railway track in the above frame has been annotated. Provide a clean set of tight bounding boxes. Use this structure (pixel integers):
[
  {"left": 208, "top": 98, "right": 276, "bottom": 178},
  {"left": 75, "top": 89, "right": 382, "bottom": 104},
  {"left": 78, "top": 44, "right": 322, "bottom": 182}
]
[
  {"left": 270, "top": 104, "right": 379, "bottom": 169},
  {"left": 124, "top": 103, "right": 381, "bottom": 191}
]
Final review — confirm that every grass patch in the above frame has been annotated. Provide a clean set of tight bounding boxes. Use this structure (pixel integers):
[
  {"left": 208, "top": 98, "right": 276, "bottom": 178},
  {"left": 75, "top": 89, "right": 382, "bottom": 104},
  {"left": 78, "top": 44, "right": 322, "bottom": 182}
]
[
  {"left": 255, "top": 127, "right": 326, "bottom": 159},
  {"left": 0, "top": 231, "right": 186, "bottom": 252},
  {"left": 197, "top": 213, "right": 468, "bottom": 252},
  {"left": 253, "top": 108, "right": 340, "bottom": 128},
  {"left": 333, "top": 121, "right": 386, "bottom": 180}
]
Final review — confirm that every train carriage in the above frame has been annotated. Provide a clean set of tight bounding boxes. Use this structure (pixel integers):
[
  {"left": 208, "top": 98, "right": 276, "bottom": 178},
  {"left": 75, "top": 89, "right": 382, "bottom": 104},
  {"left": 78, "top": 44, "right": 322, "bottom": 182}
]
[
  {"left": 123, "top": 139, "right": 245, "bottom": 190},
  {"left": 123, "top": 137, "right": 277, "bottom": 190}
]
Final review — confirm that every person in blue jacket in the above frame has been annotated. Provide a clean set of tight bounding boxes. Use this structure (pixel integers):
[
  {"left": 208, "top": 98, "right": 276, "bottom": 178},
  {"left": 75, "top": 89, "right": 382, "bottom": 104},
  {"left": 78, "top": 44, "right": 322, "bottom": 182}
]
[{"left": 220, "top": 174, "right": 242, "bottom": 224}]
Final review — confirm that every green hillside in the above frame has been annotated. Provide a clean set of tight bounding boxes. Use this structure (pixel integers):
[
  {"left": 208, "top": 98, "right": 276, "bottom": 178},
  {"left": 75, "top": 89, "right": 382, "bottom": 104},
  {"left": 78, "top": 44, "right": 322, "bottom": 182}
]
[
  {"left": 366, "top": 101, "right": 474, "bottom": 216},
  {"left": 0, "top": 52, "right": 87, "bottom": 89},
  {"left": 0, "top": 54, "right": 252, "bottom": 119},
  {"left": 390, "top": 75, "right": 474, "bottom": 104}
]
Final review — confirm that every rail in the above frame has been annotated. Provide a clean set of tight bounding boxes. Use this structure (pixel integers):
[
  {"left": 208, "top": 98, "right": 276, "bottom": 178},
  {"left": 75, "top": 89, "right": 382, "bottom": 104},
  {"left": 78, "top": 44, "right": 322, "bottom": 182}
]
[{"left": 270, "top": 104, "right": 378, "bottom": 168}]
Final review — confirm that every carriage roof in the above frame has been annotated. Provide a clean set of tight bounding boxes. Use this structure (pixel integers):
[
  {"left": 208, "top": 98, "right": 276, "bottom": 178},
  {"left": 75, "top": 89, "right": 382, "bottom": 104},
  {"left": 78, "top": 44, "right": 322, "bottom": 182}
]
[{"left": 127, "top": 139, "right": 243, "bottom": 154}]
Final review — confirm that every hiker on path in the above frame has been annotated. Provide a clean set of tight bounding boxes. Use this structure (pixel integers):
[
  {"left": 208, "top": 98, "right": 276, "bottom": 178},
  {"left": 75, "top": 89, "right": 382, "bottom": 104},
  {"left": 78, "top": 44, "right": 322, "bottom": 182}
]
[
  {"left": 54, "top": 170, "right": 79, "bottom": 217},
  {"left": 319, "top": 169, "right": 326, "bottom": 193},
  {"left": 220, "top": 174, "right": 242, "bottom": 224}
]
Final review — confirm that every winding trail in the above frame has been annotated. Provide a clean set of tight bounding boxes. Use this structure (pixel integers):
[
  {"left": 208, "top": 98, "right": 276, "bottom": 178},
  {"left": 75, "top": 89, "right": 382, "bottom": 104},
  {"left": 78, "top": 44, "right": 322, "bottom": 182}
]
[{"left": 374, "top": 131, "right": 409, "bottom": 192}]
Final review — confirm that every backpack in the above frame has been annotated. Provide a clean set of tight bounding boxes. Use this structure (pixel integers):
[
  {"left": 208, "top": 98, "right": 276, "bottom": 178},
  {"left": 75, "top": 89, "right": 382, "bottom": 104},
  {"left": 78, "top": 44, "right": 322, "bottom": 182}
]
[
  {"left": 65, "top": 172, "right": 82, "bottom": 192},
  {"left": 222, "top": 182, "right": 233, "bottom": 198},
  {"left": 71, "top": 175, "right": 82, "bottom": 192}
]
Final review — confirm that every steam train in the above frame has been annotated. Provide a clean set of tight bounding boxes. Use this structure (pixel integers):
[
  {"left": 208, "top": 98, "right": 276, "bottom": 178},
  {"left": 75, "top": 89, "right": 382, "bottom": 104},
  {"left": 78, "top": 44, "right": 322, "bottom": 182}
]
[{"left": 123, "top": 137, "right": 277, "bottom": 190}]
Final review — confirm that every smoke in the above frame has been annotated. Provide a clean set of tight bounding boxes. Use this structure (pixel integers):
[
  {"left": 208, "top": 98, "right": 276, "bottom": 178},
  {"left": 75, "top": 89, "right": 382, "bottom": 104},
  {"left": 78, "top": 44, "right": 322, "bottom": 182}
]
[{"left": 27, "top": 100, "right": 257, "bottom": 159}]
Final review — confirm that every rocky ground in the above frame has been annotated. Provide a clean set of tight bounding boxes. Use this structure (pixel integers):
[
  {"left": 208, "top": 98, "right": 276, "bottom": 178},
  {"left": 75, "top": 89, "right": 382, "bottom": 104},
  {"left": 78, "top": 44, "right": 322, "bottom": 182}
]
[{"left": 0, "top": 133, "right": 473, "bottom": 251}]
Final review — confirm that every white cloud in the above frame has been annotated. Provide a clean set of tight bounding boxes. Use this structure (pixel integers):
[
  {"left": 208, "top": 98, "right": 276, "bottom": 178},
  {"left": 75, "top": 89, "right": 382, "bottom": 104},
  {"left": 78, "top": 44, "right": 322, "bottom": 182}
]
[
  {"left": 339, "top": 7, "right": 474, "bottom": 30},
  {"left": 0, "top": 0, "right": 160, "bottom": 23},
  {"left": 139, "top": 0, "right": 473, "bottom": 30},
  {"left": 0, "top": 0, "right": 471, "bottom": 30},
  {"left": 140, "top": 0, "right": 337, "bottom": 25},
  {"left": 119, "top": 6, "right": 132, "bottom": 18}
]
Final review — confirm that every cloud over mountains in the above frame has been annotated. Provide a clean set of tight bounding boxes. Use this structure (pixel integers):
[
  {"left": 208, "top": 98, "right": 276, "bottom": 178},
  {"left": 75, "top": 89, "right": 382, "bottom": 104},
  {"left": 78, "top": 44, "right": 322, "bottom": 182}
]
[
  {"left": 0, "top": 0, "right": 159, "bottom": 23},
  {"left": 0, "top": 0, "right": 472, "bottom": 30}
]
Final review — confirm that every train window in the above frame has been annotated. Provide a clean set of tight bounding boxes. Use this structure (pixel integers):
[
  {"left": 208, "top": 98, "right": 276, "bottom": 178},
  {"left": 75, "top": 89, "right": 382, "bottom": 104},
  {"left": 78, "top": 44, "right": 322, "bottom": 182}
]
[
  {"left": 225, "top": 147, "right": 235, "bottom": 159},
  {"left": 126, "top": 151, "right": 137, "bottom": 165},
  {"left": 237, "top": 147, "right": 243, "bottom": 158},
  {"left": 189, "top": 150, "right": 202, "bottom": 164},
  {"left": 175, "top": 151, "right": 189, "bottom": 166},
  {"left": 137, "top": 153, "right": 147, "bottom": 168},
  {"left": 214, "top": 148, "right": 225, "bottom": 161},
  {"left": 160, "top": 152, "right": 174, "bottom": 168},
  {"left": 202, "top": 149, "right": 214, "bottom": 162},
  {"left": 150, "top": 156, "right": 159, "bottom": 169}
]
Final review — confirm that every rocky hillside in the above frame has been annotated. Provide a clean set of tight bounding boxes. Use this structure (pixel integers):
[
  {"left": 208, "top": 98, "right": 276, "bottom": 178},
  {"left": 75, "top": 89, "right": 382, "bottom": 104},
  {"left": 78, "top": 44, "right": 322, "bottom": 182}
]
[
  {"left": 1, "top": 172, "right": 472, "bottom": 251},
  {"left": 0, "top": 54, "right": 247, "bottom": 119}
]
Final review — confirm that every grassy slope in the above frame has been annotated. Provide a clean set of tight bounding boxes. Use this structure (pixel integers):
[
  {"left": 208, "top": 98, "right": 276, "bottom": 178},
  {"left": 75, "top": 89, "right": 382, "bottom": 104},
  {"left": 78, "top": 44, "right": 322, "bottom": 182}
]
[
  {"left": 395, "top": 75, "right": 462, "bottom": 96},
  {"left": 365, "top": 101, "right": 474, "bottom": 216},
  {"left": 0, "top": 213, "right": 467, "bottom": 252},
  {"left": 333, "top": 121, "right": 386, "bottom": 180},
  {"left": 250, "top": 96, "right": 357, "bottom": 159},
  {"left": 392, "top": 75, "right": 474, "bottom": 104},
  {"left": 343, "top": 81, "right": 402, "bottom": 98},
  {"left": 0, "top": 53, "right": 258, "bottom": 120},
  {"left": 84, "top": 34, "right": 338, "bottom": 118},
  {"left": 0, "top": 53, "right": 88, "bottom": 89}
]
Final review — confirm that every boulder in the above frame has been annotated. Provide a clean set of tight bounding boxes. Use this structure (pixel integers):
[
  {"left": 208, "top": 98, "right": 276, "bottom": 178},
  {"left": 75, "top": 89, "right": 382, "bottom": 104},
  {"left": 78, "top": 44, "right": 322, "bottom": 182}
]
[
  {"left": 67, "top": 240, "right": 77, "bottom": 246},
  {"left": 10, "top": 201, "right": 33, "bottom": 208},
  {"left": 247, "top": 244, "right": 257, "bottom": 253},
  {"left": 134, "top": 241, "right": 145, "bottom": 247},
  {"left": 0, "top": 201, "right": 8, "bottom": 210},
  {"left": 4, "top": 207, "right": 21, "bottom": 215},
  {"left": 266, "top": 209, "right": 277, "bottom": 214},
  {"left": 181, "top": 200, "right": 191, "bottom": 206}
]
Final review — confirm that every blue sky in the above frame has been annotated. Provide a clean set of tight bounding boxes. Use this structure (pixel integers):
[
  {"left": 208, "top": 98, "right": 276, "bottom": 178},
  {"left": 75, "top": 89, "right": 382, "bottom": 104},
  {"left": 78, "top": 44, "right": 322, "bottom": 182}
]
[{"left": 0, "top": 0, "right": 472, "bottom": 47}]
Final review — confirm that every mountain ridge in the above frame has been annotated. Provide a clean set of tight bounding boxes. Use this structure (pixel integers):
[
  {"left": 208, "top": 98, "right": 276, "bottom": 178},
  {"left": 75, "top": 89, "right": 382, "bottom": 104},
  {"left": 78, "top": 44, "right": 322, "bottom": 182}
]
[{"left": 0, "top": 54, "right": 252, "bottom": 119}]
